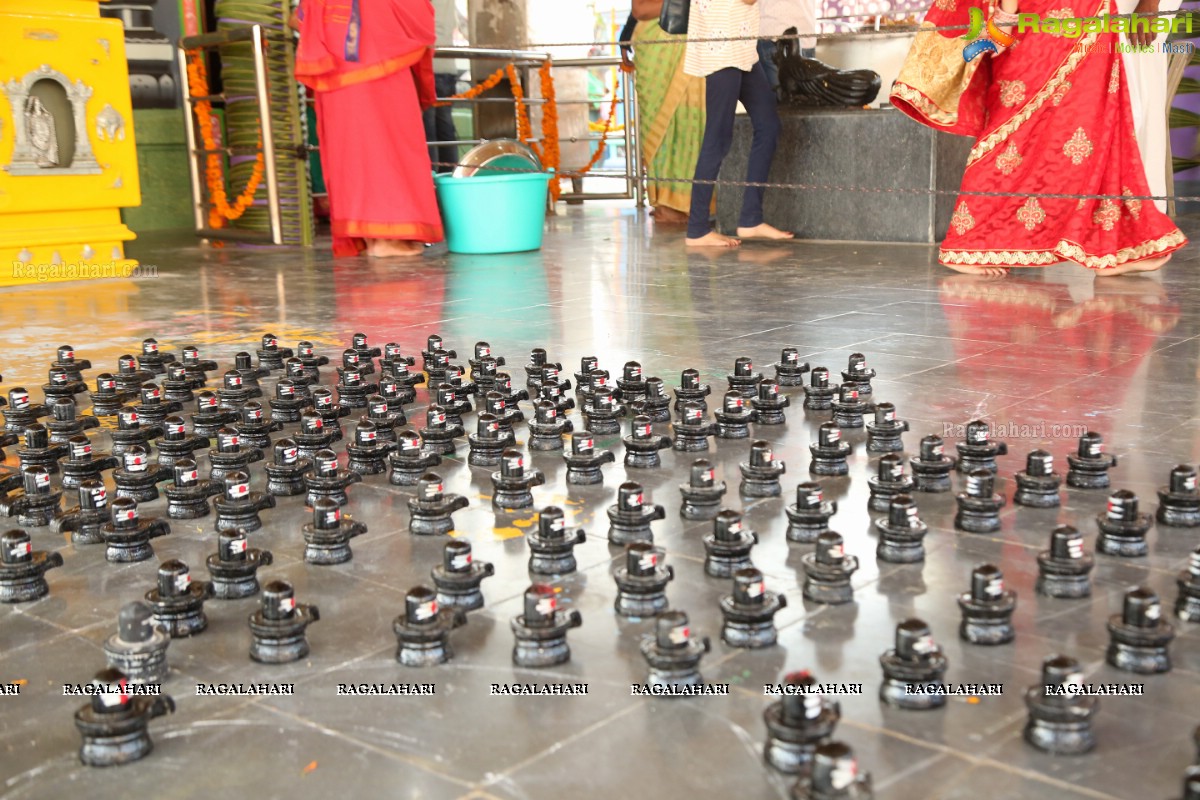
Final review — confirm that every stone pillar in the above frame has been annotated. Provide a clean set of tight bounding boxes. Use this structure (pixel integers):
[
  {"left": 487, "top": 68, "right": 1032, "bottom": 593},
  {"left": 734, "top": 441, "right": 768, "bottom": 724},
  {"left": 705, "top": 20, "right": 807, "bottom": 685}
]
[{"left": 467, "top": 0, "right": 526, "bottom": 139}]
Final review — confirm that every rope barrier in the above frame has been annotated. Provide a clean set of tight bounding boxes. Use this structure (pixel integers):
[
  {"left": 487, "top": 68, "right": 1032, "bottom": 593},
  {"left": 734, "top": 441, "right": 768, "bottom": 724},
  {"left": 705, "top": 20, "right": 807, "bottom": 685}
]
[
  {"left": 437, "top": 9, "right": 1197, "bottom": 199},
  {"left": 525, "top": 8, "right": 1191, "bottom": 48},
  {"left": 431, "top": 160, "right": 1200, "bottom": 203}
]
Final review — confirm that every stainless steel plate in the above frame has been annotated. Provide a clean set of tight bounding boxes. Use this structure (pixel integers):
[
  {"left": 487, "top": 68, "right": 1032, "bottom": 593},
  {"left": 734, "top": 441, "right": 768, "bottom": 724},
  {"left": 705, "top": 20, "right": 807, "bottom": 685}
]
[{"left": 452, "top": 139, "right": 542, "bottom": 179}]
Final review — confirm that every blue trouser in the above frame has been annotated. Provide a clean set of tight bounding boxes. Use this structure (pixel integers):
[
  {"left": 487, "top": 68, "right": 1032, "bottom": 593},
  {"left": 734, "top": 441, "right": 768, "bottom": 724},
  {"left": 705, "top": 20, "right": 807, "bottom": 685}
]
[
  {"left": 757, "top": 40, "right": 780, "bottom": 92},
  {"left": 686, "top": 62, "right": 782, "bottom": 238},
  {"left": 424, "top": 73, "right": 460, "bottom": 173}
]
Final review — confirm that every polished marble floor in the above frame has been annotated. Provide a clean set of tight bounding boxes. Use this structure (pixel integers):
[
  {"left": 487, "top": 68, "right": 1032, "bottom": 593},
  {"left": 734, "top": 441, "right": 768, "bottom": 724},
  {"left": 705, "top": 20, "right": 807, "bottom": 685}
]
[{"left": 1, "top": 206, "right": 1199, "bottom": 800}]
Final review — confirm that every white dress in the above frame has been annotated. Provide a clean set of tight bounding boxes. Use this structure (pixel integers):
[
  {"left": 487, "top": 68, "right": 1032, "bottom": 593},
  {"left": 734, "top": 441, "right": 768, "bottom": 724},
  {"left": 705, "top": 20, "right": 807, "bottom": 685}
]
[
  {"left": 1115, "top": 0, "right": 1184, "bottom": 212},
  {"left": 759, "top": 0, "right": 817, "bottom": 51},
  {"left": 684, "top": 0, "right": 762, "bottom": 77}
]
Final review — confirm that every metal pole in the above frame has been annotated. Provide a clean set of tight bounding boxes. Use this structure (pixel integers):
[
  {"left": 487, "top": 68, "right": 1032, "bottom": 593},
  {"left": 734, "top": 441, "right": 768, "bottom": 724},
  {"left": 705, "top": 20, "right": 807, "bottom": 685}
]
[
  {"left": 436, "top": 46, "right": 549, "bottom": 62},
  {"left": 177, "top": 47, "right": 208, "bottom": 236},
  {"left": 623, "top": 67, "right": 642, "bottom": 207},
  {"left": 631, "top": 68, "right": 644, "bottom": 207},
  {"left": 251, "top": 25, "right": 283, "bottom": 245}
]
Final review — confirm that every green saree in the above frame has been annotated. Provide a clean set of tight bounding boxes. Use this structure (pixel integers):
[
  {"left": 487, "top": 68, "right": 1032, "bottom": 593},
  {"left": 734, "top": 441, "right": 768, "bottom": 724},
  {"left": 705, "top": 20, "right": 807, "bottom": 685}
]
[{"left": 633, "top": 20, "right": 706, "bottom": 214}]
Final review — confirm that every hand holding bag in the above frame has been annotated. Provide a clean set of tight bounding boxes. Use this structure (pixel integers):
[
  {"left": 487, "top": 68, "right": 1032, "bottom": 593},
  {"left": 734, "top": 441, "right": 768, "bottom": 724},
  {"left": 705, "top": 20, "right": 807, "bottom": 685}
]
[{"left": 659, "top": 0, "right": 690, "bottom": 35}]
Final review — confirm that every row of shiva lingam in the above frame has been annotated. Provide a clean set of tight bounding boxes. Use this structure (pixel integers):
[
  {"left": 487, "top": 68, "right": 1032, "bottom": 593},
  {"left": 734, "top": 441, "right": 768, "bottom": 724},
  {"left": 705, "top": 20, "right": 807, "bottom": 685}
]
[
  {"left": 2, "top": 335, "right": 1198, "bottom": 797},
  {"left": 2, "top": 334, "right": 1196, "bottom": 623},
  {"left": 46, "top": 526, "right": 1200, "bottom": 800},
  {"left": 2, "top": 334, "right": 1195, "bottom": 550}
]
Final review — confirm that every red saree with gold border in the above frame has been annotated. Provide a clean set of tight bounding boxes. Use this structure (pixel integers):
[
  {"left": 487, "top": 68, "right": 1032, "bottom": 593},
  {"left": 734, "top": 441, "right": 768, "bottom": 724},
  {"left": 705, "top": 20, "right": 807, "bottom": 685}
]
[
  {"left": 296, "top": 0, "right": 443, "bottom": 256},
  {"left": 891, "top": 0, "right": 1186, "bottom": 268}
]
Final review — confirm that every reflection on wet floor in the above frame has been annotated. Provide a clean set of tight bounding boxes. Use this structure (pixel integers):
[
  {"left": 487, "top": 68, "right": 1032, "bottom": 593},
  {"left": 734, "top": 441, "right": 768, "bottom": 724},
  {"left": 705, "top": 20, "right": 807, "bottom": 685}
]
[{"left": 1, "top": 207, "right": 1199, "bottom": 799}]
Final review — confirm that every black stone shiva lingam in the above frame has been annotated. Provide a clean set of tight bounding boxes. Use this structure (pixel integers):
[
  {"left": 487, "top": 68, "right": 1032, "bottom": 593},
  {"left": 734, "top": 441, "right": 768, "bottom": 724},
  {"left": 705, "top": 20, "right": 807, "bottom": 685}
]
[
  {"left": 1014, "top": 450, "right": 1062, "bottom": 508},
  {"left": 608, "top": 482, "right": 666, "bottom": 546},
  {"left": 51, "top": 344, "right": 91, "bottom": 383},
  {"left": 528, "top": 505, "right": 588, "bottom": 576},
  {"left": 2, "top": 387, "right": 49, "bottom": 434},
  {"left": 53, "top": 480, "right": 112, "bottom": 544},
  {"left": 393, "top": 585, "right": 467, "bottom": 667},
  {"left": 302, "top": 498, "right": 367, "bottom": 564},
  {"left": 510, "top": 584, "right": 582, "bottom": 668},
  {"left": 249, "top": 580, "right": 320, "bottom": 664},
  {"left": 407, "top": 473, "right": 468, "bottom": 535},
  {"left": 0, "top": 528, "right": 63, "bottom": 603},
  {"left": 164, "top": 460, "right": 222, "bottom": 520},
  {"left": 679, "top": 459, "right": 726, "bottom": 520},
  {"left": 72, "top": 667, "right": 175, "bottom": 767},
  {"left": 432, "top": 539, "right": 495, "bottom": 611},
  {"left": 256, "top": 333, "right": 293, "bottom": 371},
  {"left": 46, "top": 397, "right": 99, "bottom": 444},
  {"left": 1067, "top": 431, "right": 1118, "bottom": 489},
  {"left": 762, "top": 671, "right": 840, "bottom": 775},
  {"left": 563, "top": 431, "right": 615, "bottom": 485},
  {"left": 1036, "top": 525, "right": 1094, "bottom": 599},
  {"left": 773, "top": 347, "right": 811, "bottom": 387},
  {"left": 207, "top": 530, "right": 274, "bottom": 599}
]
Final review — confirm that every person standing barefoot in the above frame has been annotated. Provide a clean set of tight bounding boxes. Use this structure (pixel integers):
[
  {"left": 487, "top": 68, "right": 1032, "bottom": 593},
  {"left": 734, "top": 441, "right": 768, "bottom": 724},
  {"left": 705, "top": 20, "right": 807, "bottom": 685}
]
[
  {"left": 891, "top": 0, "right": 1185, "bottom": 276},
  {"left": 629, "top": 0, "right": 708, "bottom": 226},
  {"left": 683, "top": 0, "right": 795, "bottom": 248},
  {"left": 293, "top": 0, "right": 444, "bottom": 258}
]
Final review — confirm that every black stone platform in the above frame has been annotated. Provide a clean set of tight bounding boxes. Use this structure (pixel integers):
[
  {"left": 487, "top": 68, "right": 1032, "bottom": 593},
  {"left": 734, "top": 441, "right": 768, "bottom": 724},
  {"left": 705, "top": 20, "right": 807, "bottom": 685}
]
[{"left": 716, "top": 106, "right": 972, "bottom": 243}]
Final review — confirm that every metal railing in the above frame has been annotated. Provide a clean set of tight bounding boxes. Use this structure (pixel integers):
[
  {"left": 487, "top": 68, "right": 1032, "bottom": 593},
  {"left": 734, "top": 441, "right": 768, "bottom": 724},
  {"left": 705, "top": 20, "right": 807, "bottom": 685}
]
[
  {"left": 178, "top": 25, "right": 284, "bottom": 245},
  {"left": 429, "top": 49, "right": 642, "bottom": 206},
  {"left": 178, "top": 39, "right": 644, "bottom": 247}
]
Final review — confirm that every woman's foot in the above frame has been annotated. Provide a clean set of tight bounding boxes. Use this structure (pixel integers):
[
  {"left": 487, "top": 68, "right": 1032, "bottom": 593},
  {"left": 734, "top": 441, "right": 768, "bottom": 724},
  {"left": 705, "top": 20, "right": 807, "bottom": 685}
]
[
  {"left": 1094, "top": 254, "right": 1171, "bottom": 277},
  {"left": 686, "top": 231, "right": 741, "bottom": 248},
  {"left": 651, "top": 206, "right": 688, "bottom": 225},
  {"left": 943, "top": 263, "right": 1010, "bottom": 277},
  {"left": 367, "top": 239, "right": 424, "bottom": 258},
  {"left": 736, "top": 223, "right": 794, "bottom": 240}
]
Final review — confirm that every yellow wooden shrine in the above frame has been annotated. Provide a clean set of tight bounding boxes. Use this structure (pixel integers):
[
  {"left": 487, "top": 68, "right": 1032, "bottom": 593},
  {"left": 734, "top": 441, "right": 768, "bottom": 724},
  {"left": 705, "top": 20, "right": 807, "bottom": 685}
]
[{"left": 0, "top": 0, "right": 140, "bottom": 286}]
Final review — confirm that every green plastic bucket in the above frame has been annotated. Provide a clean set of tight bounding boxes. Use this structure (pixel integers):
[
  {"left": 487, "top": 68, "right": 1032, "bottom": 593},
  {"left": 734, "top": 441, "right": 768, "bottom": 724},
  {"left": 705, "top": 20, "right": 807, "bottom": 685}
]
[{"left": 434, "top": 171, "right": 551, "bottom": 254}]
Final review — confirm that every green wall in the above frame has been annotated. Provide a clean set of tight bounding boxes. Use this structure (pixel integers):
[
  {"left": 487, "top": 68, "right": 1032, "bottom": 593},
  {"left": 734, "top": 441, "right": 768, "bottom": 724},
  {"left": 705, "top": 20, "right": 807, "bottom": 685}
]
[{"left": 122, "top": 109, "right": 195, "bottom": 232}]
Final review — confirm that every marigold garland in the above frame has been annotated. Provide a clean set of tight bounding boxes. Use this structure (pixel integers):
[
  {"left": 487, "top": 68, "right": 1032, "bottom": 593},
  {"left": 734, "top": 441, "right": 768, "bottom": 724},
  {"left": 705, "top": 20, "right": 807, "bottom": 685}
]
[
  {"left": 505, "top": 64, "right": 533, "bottom": 144},
  {"left": 185, "top": 52, "right": 265, "bottom": 229},
  {"left": 429, "top": 61, "right": 565, "bottom": 199},
  {"left": 570, "top": 74, "right": 621, "bottom": 180},
  {"left": 433, "top": 65, "right": 507, "bottom": 107},
  {"left": 531, "top": 61, "right": 561, "bottom": 202}
]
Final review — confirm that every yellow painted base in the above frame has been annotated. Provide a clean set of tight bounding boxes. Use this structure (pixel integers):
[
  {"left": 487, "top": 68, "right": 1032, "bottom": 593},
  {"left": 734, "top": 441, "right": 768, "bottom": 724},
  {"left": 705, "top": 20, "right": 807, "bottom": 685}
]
[
  {"left": 0, "top": 256, "right": 139, "bottom": 287},
  {"left": 0, "top": 0, "right": 143, "bottom": 286},
  {"left": 0, "top": 208, "right": 137, "bottom": 286}
]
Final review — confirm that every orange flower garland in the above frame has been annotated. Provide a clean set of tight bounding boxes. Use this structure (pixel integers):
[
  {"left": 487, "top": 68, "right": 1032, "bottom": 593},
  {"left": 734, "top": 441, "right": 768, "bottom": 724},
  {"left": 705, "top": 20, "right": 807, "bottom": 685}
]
[
  {"left": 532, "top": 62, "right": 561, "bottom": 202},
  {"left": 570, "top": 74, "right": 621, "bottom": 179},
  {"left": 426, "top": 61, "right": 565, "bottom": 200},
  {"left": 185, "top": 53, "right": 266, "bottom": 229},
  {"left": 433, "top": 65, "right": 507, "bottom": 107},
  {"left": 506, "top": 64, "right": 533, "bottom": 144}
]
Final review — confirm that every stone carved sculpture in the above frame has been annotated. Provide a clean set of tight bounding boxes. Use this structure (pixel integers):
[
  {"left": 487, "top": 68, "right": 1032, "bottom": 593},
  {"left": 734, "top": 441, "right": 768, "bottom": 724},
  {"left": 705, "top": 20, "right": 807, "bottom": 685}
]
[
  {"left": 27, "top": 97, "right": 59, "bottom": 167},
  {"left": 2, "top": 67, "right": 101, "bottom": 175},
  {"left": 95, "top": 104, "right": 125, "bottom": 143},
  {"left": 775, "top": 27, "right": 882, "bottom": 108}
]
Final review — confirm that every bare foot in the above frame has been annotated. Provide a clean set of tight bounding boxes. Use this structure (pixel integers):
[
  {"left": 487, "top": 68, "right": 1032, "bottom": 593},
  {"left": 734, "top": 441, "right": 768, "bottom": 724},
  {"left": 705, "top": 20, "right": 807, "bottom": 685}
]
[
  {"left": 685, "top": 231, "right": 741, "bottom": 248},
  {"left": 368, "top": 239, "right": 424, "bottom": 258},
  {"left": 736, "top": 223, "right": 794, "bottom": 240},
  {"left": 942, "top": 263, "right": 1009, "bottom": 277},
  {"left": 737, "top": 247, "right": 791, "bottom": 265},
  {"left": 651, "top": 206, "right": 688, "bottom": 225},
  {"left": 1094, "top": 254, "right": 1171, "bottom": 277}
]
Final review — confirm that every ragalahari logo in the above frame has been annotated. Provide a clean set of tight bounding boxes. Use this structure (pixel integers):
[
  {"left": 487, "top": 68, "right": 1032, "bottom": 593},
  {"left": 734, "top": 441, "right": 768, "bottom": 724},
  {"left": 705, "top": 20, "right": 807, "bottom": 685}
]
[
  {"left": 961, "top": 9, "right": 1193, "bottom": 61},
  {"left": 961, "top": 7, "right": 1015, "bottom": 61}
]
